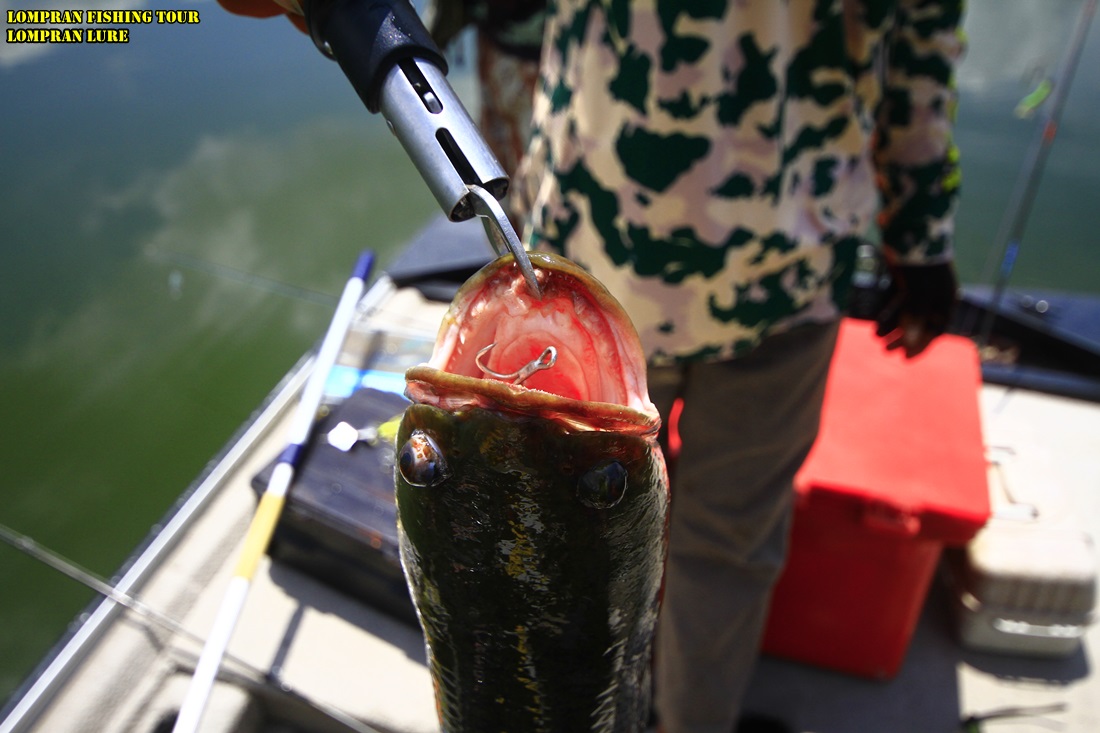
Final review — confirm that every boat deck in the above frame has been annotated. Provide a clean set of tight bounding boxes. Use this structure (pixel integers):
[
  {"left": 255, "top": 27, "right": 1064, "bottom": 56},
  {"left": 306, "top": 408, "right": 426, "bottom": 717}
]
[
  {"left": 5, "top": 271, "right": 1098, "bottom": 733},
  {"left": 747, "top": 385, "right": 1100, "bottom": 733}
]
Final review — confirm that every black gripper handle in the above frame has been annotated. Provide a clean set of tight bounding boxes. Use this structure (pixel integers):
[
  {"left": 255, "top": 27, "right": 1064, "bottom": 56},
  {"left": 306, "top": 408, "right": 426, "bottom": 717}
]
[{"left": 304, "top": 0, "right": 449, "bottom": 113}]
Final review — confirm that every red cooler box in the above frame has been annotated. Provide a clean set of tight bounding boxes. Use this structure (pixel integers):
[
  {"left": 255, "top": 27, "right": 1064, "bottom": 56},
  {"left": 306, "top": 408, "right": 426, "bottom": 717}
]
[{"left": 760, "top": 319, "right": 990, "bottom": 679}]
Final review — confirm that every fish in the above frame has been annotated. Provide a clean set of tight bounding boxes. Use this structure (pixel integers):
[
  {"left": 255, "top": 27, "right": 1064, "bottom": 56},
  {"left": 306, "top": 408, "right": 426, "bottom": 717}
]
[{"left": 394, "top": 252, "right": 669, "bottom": 732}]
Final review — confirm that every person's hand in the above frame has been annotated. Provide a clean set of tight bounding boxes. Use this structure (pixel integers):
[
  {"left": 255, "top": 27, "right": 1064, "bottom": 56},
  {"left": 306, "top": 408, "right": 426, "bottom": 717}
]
[
  {"left": 218, "top": 0, "right": 306, "bottom": 32},
  {"left": 875, "top": 261, "right": 959, "bottom": 358}
]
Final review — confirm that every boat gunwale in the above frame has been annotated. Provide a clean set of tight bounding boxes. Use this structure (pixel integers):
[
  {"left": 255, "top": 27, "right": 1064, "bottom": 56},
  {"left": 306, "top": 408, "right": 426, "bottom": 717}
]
[{"left": 0, "top": 350, "right": 318, "bottom": 732}]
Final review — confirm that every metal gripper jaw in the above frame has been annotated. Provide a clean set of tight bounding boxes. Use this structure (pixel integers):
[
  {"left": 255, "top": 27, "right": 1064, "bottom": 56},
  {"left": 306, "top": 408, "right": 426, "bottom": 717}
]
[{"left": 301, "top": 0, "right": 541, "bottom": 298}]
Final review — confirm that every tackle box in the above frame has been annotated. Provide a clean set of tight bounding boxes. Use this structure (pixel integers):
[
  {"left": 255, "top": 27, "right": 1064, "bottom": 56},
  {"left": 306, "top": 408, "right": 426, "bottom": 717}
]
[
  {"left": 942, "top": 446, "right": 1097, "bottom": 658},
  {"left": 252, "top": 387, "right": 419, "bottom": 625},
  {"left": 760, "top": 319, "right": 991, "bottom": 679}
]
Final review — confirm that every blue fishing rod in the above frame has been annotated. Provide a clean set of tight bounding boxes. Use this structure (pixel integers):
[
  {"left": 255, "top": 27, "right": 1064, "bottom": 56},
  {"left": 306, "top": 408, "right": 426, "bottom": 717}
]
[
  {"left": 976, "top": 0, "right": 1097, "bottom": 348},
  {"left": 173, "top": 249, "right": 378, "bottom": 733}
]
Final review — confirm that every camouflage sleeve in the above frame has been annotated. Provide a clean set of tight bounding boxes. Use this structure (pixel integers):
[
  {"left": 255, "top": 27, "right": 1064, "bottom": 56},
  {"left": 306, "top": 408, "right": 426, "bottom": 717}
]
[{"left": 873, "top": 0, "right": 965, "bottom": 265}]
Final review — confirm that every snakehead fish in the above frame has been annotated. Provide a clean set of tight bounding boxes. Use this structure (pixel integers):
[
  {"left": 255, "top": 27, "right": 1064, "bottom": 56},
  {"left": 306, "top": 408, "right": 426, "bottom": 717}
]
[{"left": 395, "top": 252, "right": 669, "bottom": 732}]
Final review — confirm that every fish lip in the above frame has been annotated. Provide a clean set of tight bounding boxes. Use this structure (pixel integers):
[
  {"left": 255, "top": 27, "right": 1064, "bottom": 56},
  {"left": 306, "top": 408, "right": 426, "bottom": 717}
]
[
  {"left": 407, "top": 252, "right": 659, "bottom": 434},
  {"left": 405, "top": 366, "right": 661, "bottom": 436}
]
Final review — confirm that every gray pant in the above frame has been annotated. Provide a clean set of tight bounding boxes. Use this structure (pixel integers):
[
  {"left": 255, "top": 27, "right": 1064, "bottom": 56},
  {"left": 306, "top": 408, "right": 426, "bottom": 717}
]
[{"left": 650, "top": 321, "right": 841, "bottom": 733}]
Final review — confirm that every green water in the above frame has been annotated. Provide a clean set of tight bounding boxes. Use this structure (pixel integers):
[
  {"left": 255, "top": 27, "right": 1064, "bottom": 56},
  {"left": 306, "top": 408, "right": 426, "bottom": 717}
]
[
  {"left": 1, "top": 0, "right": 1098, "bottom": 708},
  {"left": 0, "top": 1, "right": 438, "bottom": 702}
]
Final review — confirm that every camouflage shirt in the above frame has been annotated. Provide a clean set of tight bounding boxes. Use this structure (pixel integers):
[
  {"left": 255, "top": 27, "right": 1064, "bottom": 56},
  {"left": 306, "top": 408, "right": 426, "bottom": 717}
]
[{"left": 514, "top": 0, "right": 964, "bottom": 365}]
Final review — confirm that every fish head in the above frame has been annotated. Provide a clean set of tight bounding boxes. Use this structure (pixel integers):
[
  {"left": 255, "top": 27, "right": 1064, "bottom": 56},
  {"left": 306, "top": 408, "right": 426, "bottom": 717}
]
[{"left": 396, "top": 251, "right": 668, "bottom": 565}]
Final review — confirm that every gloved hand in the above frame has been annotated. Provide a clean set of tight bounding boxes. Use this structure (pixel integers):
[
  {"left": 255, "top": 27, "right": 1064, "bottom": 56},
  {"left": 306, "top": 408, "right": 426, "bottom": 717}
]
[{"left": 875, "top": 260, "right": 959, "bottom": 358}]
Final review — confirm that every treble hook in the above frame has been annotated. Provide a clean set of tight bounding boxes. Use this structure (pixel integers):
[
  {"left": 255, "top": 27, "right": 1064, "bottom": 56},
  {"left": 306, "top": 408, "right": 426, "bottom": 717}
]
[{"left": 475, "top": 344, "right": 557, "bottom": 385}]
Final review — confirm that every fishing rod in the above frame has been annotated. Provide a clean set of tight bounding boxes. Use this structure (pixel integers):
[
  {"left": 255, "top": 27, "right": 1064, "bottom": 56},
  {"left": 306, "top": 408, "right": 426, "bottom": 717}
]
[
  {"left": 0, "top": 523, "right": 174, "bottom": 637},
  {"left": 146, "top": 249, "right": 341, "bottom": 307},
  {"left": 975, "top": 0, "right": 1097, "bottom": 348},
  {"left": 0, "top": 523, "right": 384, "bottom": 733},
  {"left": 173, "top": 249, "right": 378, "bottom": 733}
]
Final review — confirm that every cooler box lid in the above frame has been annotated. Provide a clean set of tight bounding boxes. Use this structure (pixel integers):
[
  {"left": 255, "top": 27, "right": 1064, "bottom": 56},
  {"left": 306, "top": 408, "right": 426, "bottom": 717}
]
[{"left": 795, "top": 319, "right": 990, "bottom": 545}]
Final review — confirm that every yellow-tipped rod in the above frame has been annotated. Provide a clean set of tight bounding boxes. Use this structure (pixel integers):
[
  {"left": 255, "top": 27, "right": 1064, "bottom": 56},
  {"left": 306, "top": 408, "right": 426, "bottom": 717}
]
[
  {"left": 975, "top": 0, "right": 1097, "bottom": 348},
  {"left": 173, "top": 250, "right": 377, "bottom": 733}
]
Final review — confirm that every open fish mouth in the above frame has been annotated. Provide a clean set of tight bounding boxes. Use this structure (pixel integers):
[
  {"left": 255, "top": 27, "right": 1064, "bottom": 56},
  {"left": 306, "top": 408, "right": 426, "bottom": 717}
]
[{"left": 405, "top": 253, "right": 660, "bottom": 435}]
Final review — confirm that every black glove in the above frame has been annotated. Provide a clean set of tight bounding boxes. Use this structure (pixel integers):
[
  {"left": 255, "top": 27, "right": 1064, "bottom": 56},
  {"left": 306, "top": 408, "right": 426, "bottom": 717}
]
[{"left": 875, "top": 261, "right": 959, "bottom": 358}]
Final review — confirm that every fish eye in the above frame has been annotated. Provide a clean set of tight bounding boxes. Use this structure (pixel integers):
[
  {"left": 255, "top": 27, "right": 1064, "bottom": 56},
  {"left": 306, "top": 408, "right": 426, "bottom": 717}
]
[
  {"left": 577, "top": 461, "right": 627, "bottom": 509},
  {"left": 397, "top": 430, "right": 449, "bottom": 487}
]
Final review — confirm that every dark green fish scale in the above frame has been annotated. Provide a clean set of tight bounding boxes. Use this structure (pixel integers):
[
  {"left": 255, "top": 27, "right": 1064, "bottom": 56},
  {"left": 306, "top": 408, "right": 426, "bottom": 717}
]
[{"left": 396, "top": 404, "right": 668, "bottom": 733}]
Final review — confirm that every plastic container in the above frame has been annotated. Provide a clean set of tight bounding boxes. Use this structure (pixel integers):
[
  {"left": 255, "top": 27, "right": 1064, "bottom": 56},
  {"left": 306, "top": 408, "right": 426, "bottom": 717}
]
[
  {"left": 942, "top": 439, "right": 1097, "bottom": 658},
  {"left": 760, "top": 319, "right": 991, "bottom": 679},
  {"left": 945, "top": 526, "right": 1096, "bottom": 658}
]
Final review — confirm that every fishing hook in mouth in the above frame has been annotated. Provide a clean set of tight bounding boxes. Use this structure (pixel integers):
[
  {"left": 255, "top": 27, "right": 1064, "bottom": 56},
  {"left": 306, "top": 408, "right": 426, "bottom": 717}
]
[{"left": 475, "top": 344, "right": 557, "bottom": 385}]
